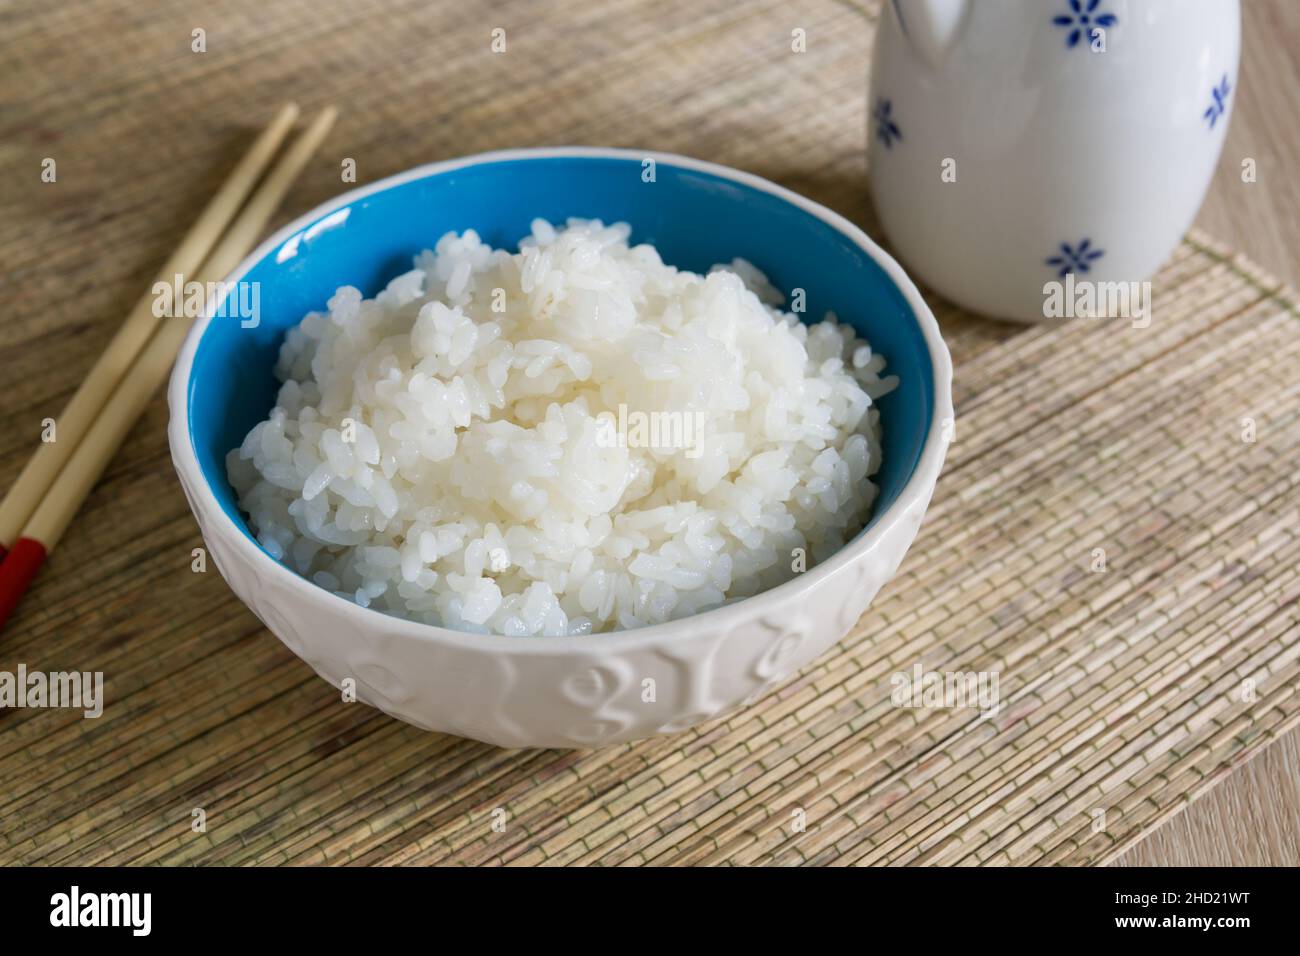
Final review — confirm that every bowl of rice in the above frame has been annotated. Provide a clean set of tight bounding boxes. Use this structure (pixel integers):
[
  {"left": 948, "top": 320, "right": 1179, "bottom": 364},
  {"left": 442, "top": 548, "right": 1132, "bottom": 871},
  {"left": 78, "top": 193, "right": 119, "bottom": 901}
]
[{"left": 168, "top": 147, "right": 953, "bottom": 748}]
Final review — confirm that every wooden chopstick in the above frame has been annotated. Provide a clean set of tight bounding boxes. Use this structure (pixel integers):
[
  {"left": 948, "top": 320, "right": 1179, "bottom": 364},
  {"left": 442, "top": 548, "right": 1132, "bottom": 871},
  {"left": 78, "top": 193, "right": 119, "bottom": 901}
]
[
  {"left": 0, "top": 107, "right": 338, "bottom": 630},
  {"left": 0, "top": 103, "right": 301, "bottom": 561}
]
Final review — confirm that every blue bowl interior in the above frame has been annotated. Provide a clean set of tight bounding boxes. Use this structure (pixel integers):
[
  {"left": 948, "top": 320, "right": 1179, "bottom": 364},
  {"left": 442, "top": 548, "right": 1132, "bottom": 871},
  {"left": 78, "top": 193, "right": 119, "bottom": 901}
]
[{"left": 188, "top": 155, "right": 935, "bottom": 567}]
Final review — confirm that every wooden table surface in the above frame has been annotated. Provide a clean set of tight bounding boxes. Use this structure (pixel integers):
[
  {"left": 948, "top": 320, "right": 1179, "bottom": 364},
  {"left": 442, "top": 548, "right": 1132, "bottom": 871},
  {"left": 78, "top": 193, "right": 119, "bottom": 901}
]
[
  {"left": 1114, "top": 0, "right": 1300, "bottom": 867},
  {"left": 1, "top": 0, "right": 1296, "bottom": 866}
]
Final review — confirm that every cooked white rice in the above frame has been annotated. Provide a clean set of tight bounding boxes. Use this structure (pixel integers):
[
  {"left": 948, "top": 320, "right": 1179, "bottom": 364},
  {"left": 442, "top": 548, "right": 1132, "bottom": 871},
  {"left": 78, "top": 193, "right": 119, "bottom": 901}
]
[{"left": 227, "top": 219, "right": 896, "bottom": 636}]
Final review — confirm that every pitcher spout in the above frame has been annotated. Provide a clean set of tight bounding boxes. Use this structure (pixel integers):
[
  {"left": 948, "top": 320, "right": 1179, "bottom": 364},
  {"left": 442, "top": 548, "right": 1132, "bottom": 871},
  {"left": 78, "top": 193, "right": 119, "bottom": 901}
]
[{"left": 891, "top": 0, "right": 970, "bottom": 69}]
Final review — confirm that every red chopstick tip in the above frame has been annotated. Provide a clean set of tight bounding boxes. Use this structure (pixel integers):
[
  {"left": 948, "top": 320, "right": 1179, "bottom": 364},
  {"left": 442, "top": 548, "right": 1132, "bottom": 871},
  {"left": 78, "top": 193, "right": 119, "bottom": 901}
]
[{"left": 0, "top": 537, "right": 47, "bottom": 632}]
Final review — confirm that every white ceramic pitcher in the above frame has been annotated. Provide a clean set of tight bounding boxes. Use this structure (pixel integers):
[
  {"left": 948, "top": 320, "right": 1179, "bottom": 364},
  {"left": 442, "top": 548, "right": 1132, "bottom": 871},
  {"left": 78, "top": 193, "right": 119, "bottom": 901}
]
[{"left": 869, "top": 0, "right": 1240, "bottom": 322}]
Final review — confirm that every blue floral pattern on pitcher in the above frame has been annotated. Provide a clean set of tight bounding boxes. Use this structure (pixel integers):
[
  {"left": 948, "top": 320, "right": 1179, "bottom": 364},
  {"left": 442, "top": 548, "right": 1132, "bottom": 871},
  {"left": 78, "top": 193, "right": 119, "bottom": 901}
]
[
  {"left": 1046, "top": 239, "right": 1104, "bottom": 278},
  {"left": 874, "top": 98, "right": 901, "bottom": 148},
  {"left": 1204, "top": 74, "right": 1232, "bottom": 129},
  {"left": 1053, "top": 0, "right": 1117, "bottom": 49}
]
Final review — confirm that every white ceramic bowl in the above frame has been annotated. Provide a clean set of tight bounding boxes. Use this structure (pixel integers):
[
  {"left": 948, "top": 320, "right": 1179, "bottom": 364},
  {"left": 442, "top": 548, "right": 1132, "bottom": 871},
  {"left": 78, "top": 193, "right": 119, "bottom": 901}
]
[{"left": 168, "top": 148, "right": 953, "bottom": 748}]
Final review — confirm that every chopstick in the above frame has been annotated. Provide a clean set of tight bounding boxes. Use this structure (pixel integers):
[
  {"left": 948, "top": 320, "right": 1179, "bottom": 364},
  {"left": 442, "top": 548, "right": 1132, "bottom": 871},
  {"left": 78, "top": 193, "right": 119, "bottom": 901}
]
[
  {"left": 0, "top": 107, "right": 338, "bottom": 631},
  {"left": 0, "top": 103, "right": 301, "bottom": 562}
]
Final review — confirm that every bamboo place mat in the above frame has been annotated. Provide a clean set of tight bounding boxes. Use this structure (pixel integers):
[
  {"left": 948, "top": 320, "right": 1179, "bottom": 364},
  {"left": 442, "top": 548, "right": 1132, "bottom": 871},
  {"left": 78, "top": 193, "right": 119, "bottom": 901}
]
[{"left": 1, "top": 0, "right": 1297, "bottom": 866}]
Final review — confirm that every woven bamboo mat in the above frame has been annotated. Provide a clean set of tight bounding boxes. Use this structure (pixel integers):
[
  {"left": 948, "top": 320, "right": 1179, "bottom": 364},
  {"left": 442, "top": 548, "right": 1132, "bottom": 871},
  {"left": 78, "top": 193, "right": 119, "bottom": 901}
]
[{"left": 1, "top": 0, "right": 1297, "bottom": 865}]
